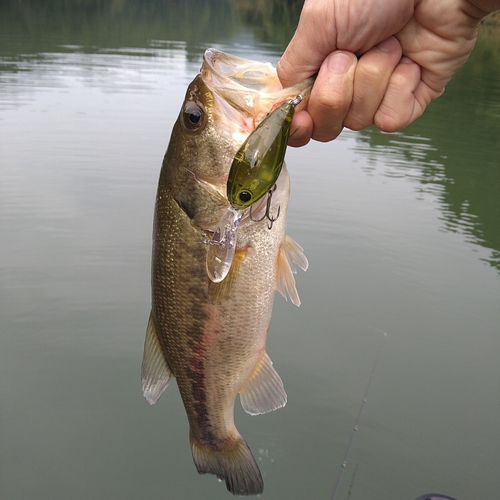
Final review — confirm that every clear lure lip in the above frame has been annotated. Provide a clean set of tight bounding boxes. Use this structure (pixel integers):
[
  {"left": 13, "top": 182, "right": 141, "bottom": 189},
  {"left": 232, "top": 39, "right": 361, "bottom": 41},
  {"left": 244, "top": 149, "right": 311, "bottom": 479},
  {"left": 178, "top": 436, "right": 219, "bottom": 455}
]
[{"left": 206, "top": 206, "right": 244, "bottom": 283}]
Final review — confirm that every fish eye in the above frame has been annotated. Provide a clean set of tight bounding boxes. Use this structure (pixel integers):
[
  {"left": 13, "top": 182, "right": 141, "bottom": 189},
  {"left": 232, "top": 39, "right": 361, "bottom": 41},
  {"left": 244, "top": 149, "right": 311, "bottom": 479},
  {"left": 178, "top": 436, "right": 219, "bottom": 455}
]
[
  {"left": 182, "top": 101, "right": 206, "bottom": 131},
  {"left": 238, "top": 190, "right": 252, "bottom": 203}
]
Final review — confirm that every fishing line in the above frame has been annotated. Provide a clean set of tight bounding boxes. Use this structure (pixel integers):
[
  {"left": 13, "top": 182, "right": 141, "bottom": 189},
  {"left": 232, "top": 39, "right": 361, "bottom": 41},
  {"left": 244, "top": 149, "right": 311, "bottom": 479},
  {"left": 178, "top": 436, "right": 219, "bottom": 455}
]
[{"left": 329, "top": 330, "right": 387, "bottom": 500}]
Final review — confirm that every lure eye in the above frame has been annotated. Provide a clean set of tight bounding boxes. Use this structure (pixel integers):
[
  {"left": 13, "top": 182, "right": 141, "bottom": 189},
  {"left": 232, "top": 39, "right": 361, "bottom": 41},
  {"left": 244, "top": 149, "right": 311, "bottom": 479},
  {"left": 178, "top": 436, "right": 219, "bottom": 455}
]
[
  {"left": 182, "top": 101, "right": 206, "bottom": 131},
  {"left": 238, "top": 191, "right": 252, "bottom": 203}
]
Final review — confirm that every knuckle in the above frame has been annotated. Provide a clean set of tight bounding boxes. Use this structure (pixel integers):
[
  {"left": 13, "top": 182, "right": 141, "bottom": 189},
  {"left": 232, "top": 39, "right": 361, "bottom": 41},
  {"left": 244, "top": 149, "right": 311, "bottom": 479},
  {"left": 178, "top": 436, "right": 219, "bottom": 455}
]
[
  {"left": 359, "top": 63, "right": 387, "bottom": 82},
  {"left": 314, "top": 92, "right": 349, "bottom": 115},
  {"left": 312, "top": 124, "right": 343, "bottom": 142},
  {"left": 344, "top": 114, "right": 371, "bottom": 131},
  {"left": 374, "top": 107, "right": 406, "bottom": 132},
  {"left": 389, "top": 71, "right": 409, "bottom": 90}
]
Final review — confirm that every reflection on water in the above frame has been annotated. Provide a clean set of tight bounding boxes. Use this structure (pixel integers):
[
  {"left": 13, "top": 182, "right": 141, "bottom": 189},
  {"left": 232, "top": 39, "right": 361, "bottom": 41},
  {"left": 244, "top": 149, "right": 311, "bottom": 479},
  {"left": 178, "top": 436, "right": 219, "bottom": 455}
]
[
  {"left": 354, "top": 37, "right": 500, "bottom": 271},
  {"left": 232, "top": 0, "right": 304, "bottom": 46},
  {"left": 1, "top": 1, "right": 500, "bottom": 500},
  {"left": 0, "top": 0, "right": 239, "bottom": 55}
]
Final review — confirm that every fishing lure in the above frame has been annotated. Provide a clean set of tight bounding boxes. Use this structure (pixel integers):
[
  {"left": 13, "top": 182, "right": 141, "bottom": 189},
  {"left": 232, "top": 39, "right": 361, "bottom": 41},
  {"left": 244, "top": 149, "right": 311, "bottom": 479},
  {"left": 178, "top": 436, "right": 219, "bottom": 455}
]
[
  {"left": 206, "top": 95, "right": 302, "bottom": 283},
  {"left": 206, "top": 206, "right": 243, "bottom": 283},
  {"left": 227, "top": 94, "right": 302, "bottom": 209}
]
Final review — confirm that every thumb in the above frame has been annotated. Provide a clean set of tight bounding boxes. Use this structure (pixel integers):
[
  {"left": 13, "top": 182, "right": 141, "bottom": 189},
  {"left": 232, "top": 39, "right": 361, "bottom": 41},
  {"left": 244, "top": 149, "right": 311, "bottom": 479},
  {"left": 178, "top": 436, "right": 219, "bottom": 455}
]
[{"left": 277, "top": 6, "right": 338, "bottom": 88}]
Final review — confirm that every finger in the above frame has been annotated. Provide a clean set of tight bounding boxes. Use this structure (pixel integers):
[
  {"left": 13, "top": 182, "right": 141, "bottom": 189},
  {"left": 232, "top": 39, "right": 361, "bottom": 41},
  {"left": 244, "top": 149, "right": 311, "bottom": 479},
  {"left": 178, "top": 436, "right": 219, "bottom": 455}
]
[
  {"left": 307, "top": 50, "right": 358, "bottom": 142},
  {"left": 374, "top": 57, "right": 425, "bottom": 131},
  {"left": 277, "top": 0, "right": 414, "bottom": 88},
  {"left": 343, "top": 37, "right": 403, "bottom": 131}
]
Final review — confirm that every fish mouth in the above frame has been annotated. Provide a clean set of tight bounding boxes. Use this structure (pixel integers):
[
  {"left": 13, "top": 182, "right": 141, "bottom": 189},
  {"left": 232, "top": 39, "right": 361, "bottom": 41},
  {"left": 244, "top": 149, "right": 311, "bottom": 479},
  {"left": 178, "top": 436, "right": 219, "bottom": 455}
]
[{"left": 201, "top": 48, "right": 312, "bottom": 120}]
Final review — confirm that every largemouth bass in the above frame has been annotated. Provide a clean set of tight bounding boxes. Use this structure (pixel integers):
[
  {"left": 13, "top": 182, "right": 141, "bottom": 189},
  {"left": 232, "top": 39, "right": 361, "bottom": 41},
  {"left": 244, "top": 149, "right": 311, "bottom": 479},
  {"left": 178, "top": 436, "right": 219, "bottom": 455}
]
[{"left": 141, "top": 48, "right": 311, "bottom": 496}]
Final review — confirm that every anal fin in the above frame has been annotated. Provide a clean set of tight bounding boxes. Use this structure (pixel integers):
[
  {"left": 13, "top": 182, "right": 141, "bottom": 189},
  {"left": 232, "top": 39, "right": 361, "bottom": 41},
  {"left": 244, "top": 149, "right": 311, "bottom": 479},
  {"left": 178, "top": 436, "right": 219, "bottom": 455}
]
[
  {"left": 141, "top": 311, "right": 174, "bottom": 404},
  {"left": 239, "top": 351, "right": 287, "bottom": 416}
]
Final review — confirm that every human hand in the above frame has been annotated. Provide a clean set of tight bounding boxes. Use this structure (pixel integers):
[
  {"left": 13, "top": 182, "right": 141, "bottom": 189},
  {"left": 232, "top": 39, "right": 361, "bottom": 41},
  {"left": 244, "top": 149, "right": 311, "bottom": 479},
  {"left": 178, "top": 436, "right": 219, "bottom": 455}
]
[{"left": 278, "top": 0, "right": 497, "bottom": 146}]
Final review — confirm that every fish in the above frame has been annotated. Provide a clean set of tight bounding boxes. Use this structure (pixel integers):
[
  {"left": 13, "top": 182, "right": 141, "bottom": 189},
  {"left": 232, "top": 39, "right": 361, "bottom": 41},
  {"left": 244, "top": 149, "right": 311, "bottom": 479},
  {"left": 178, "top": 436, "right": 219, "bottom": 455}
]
[{"left": 141, "top": 48, "right": 312, "bottom": 496}]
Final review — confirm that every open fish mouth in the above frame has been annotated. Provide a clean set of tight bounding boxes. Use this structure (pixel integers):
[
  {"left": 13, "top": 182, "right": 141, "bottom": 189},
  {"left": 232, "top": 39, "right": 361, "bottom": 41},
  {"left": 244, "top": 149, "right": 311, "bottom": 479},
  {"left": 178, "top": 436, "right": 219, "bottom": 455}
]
[
  {"left": 201, "top": 48, "right": 312, "bottom": 120},
  {"left": 202, "top": 48, "right": 283, "bottom": 94}
]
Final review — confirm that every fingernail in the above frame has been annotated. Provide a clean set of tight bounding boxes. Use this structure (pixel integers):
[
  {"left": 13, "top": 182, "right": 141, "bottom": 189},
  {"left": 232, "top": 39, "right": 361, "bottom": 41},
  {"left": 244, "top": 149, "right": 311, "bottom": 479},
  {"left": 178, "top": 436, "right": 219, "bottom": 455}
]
[
  {"left": 377, "top": 37, "right": 399, "bottom": 53},
  {"left": 327, "top": 51, "right": 352, "bottom": 74}
]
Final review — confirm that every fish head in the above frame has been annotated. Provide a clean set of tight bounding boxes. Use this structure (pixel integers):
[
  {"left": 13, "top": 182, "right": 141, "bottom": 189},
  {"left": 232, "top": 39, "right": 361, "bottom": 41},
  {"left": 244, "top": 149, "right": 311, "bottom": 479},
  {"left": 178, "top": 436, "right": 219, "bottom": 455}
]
[
  {"left": 164, "top": 49, "right": 312, "bottom": 231},
  {"left": 172, "top": 49, "right": 312, "bottom": 180},
  {"left": 200, "top": 48, "right": 312, "bottom": 157}
]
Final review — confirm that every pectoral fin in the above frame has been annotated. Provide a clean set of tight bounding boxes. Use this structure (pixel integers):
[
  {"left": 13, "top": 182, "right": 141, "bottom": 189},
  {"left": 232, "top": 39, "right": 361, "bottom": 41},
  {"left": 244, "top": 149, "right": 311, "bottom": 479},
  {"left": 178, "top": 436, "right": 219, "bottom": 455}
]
[
  {"left": 141, "top": 311, "right": 174, "bottom": 405},
  {"left": 277, "top": 235, "right": 308, "bottom": 307},
  {"left": 208, "top": 246, "right": 249, "bottom": 304},
  {"left": 239, "top": 351, "right": 287, "bottom": 415},
  {"left": 283, "top": 235, "right": 309, "bottom": 272}
]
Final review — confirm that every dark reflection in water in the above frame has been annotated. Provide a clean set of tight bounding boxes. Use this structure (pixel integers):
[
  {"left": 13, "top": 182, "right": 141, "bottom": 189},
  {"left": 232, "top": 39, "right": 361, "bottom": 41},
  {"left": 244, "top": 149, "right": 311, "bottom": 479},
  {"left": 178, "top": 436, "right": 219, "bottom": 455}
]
[
  {"left": 232, "top": 0, "right": 303, "bottom": 47},
  {"left": 0, "top": 0, "right": 301, "bottom": 59},
  {"left": 0, "top": 0, "right": 302, "bottom": 109},
  {"left": 0, "top": 0, "right": 237, "bottom": 58},
  {"left": 355, "top": 31, "right": 500, "bottom": 271}
]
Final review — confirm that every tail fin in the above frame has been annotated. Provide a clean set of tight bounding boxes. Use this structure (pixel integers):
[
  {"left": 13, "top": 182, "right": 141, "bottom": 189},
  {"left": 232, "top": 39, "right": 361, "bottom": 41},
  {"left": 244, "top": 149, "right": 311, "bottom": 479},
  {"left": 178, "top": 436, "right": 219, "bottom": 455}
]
[{"left": 190, "top": 433, "right": 263, "bottom": 496}]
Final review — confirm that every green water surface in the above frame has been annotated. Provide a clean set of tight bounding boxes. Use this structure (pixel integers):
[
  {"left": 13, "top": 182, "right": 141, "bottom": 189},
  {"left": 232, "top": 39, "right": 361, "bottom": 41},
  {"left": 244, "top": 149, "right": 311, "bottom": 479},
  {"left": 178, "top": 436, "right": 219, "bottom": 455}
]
[{"left": 1, "top": 2, "right": 499, "bottom": 499}]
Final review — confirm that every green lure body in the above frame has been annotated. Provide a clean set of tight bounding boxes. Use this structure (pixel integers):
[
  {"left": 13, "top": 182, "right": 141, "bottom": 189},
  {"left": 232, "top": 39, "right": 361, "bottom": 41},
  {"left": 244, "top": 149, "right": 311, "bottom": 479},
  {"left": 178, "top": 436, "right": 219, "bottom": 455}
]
[{"left": 227, "top": 99, "right": 298, "bottom": 209}]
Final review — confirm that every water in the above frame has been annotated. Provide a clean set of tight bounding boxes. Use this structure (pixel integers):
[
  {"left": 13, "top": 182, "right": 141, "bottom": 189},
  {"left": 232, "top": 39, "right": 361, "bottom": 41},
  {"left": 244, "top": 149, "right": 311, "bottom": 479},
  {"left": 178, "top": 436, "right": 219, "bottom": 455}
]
[{"left": 1, "top": 2, "right": 499, "bottom": 499}]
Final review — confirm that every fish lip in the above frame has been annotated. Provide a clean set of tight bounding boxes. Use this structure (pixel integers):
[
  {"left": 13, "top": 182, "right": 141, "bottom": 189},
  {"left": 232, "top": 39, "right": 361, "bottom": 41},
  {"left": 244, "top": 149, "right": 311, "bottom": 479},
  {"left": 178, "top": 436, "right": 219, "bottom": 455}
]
[
  {"left": 202, "top": 48, "right": 277, "bottom": 93},
  {"left": 201, "top": 48, "right": 313, "bottom": 116}
]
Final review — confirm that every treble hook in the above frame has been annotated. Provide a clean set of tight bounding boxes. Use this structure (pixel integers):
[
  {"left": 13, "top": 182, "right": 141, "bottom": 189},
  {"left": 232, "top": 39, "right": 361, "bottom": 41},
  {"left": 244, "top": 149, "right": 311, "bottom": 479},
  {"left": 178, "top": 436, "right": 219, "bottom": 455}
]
[{"left": 249, "top": 185, "right": 280, "bottom": 229}]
